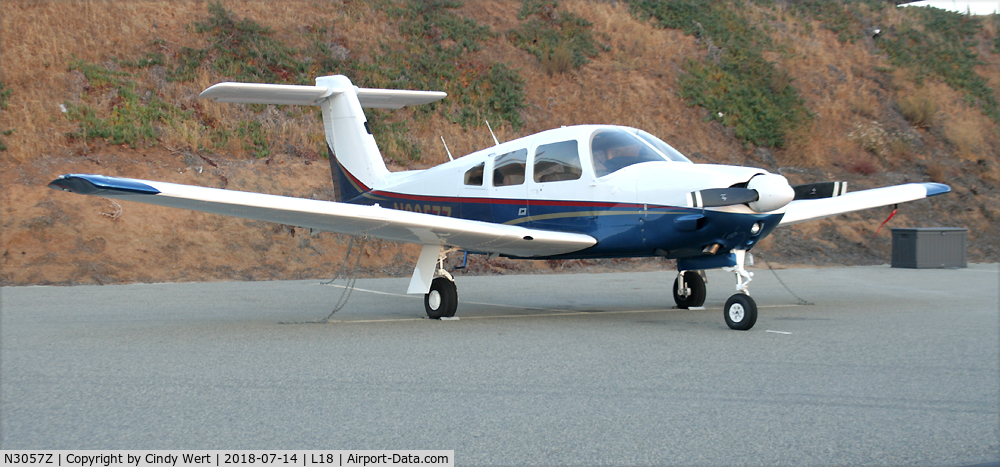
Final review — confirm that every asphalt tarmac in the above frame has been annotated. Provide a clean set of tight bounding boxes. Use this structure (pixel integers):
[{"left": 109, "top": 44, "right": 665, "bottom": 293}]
[{"left": 2, "top": 264, "right": 998, "bottom": 466}]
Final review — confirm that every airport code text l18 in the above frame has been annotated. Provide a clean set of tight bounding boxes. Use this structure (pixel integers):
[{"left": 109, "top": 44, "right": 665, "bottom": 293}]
[{"left": 2, "top": 451, "right": 454, "bottom": 467}]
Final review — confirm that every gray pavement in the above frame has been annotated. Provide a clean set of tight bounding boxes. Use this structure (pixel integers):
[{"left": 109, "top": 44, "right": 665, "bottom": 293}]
[{"left": 2, "top": 264, "right": 998, "bottom": 466}]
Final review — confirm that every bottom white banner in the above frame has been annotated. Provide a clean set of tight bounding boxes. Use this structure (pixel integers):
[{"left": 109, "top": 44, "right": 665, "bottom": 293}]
[{"left": 2, "top": 451, "right": 454, "bottom": 467}]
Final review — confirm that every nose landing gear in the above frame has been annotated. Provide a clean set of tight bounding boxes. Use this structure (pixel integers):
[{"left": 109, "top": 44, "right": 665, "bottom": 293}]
[
  {"left": 722, "top": 249, "right": 757, "bottom": 330},
  {"left": 674, "top": 250, "right": 759, "bottom": 330}
]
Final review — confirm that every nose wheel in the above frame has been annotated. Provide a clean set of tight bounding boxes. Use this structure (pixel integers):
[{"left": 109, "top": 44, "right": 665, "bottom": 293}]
[
  {"left": 723, "top": 293, "right": 757, "bottom": 330},
  {"left": 722, "top": 249, "right": 758, "bottom": 330}
]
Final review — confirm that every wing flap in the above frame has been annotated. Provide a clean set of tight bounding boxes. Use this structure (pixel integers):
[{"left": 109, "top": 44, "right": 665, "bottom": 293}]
[
  {"left": 49, "top": 174, "right": 595, "bottom": 257},
  {"left": 779, "top": 182, "right": 950, "bottom": 225}
]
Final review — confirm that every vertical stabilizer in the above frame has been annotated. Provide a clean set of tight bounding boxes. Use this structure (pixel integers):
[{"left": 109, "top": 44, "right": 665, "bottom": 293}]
[
  {"left": 316, "top": 75, "right": 389, "bottom": 193},
  {"left": 198, "top": 75, "right": 446, "bottom": 202}
]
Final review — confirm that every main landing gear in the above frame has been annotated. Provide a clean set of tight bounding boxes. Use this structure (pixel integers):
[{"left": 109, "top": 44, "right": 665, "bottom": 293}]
[
  {"left": 425, "top": 276, "right": 458, "bottom": 319},
  {"left": 673, "top": 250, "right": 758, "bottom": 331},
  {"left": 413, "top": 245, "right": 458, "bottom": 319},
  {"left": 673, "top": 270, "right": 706, "bottom": 309}
]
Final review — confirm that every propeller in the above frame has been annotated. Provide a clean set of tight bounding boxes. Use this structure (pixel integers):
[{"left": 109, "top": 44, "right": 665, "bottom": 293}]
[
  {"left": 792, "top": 181, "right": 847, "bottom": 200},
  {"left": 687, "top": 188, "right": 759, "bottom": 208},
  {"left": 687, "top": 174, "right": 796, "bottom": 213}
]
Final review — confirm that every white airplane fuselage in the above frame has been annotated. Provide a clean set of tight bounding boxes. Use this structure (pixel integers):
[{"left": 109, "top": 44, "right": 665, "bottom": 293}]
[{"left": 332, "top": 124, "right": 784, "bottom": 266}]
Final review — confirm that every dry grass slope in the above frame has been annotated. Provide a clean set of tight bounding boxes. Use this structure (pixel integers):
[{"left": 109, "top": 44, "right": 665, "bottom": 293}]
[{"left": 1, "top": 0, "right": 997, "bottom": 286}]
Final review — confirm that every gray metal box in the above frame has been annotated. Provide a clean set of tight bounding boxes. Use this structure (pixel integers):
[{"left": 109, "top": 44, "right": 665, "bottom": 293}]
[{"left": 891, "top": 228, "right": 967, "bottom": 268}]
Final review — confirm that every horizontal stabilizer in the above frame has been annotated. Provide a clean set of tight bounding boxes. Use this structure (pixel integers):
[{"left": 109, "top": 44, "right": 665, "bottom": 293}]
[
  {"left": 779, "top": 182, "right": 949, "bottom": 225},
  {"left": 49, "top": 174, "right": 595, "bottom": 258},
  {"left": 199, "top": 82, "right": 447, "bottom": 109}
]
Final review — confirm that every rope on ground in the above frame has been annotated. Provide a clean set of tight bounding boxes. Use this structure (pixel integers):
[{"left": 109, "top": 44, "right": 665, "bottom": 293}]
[
  {"left": 754, "top": 251, "right": 814, "bottom": 306},
  {"left": 321, "top": 237, "right": 382, "bottom": 321}
]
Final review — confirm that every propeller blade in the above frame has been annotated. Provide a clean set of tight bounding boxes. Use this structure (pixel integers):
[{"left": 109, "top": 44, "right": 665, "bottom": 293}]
[
  {"left": 793, "top": 181, "right": 847, "bottom": 200},
  {"left": 687, "top": 188, "right": 759, "bottom": 208}
]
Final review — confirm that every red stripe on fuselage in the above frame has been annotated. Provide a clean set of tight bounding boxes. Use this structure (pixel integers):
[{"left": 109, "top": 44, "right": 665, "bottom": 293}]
[
  {"left": 367, "top": 190, "right": 680, "bottom": 210},
  {"left": 338, "top": 160, "right": 371, "bottom": 193}
]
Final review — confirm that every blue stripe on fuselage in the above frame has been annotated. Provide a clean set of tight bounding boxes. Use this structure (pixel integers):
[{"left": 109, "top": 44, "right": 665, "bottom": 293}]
[{"left": 348, "top": 190, "right": 783, "bottom": 260}]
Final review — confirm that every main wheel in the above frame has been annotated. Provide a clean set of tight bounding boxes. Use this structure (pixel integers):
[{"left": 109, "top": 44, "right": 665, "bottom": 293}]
[
  {"left": 425, "top": 277, "right": 458, "bottom": 319},
  {"left": 673, "top": 271, "right": 706, "bottom": 309},
  {"left": 724, "top": 293, "right": 757, "bottom": 330}
]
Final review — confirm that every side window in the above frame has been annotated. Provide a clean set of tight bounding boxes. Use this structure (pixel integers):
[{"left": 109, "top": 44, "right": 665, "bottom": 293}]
[
  {"left": 533, "top": 140, "right": 582, "bottom": 183},
  {"left": 492, "top": 149, "right": 527, "bottom": 187},
  {"left": 464, "top": 162, "right": 485, "bottom": 186}
]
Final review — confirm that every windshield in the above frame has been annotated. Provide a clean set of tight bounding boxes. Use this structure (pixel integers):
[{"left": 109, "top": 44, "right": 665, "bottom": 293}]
[
  {"left": 634, "top": 129, "right": 692, "bottom": 163},
  {"left": 591, "top": 128, "right": 669, "bottom": 177}
]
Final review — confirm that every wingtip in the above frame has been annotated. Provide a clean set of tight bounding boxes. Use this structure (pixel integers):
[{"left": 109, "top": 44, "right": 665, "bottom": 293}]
[
  {"left": 923, "top": 182, "right": 951, "bottom": 197},
  {"left": 47, "top": 174, "right": 160, "bottom": 196}
]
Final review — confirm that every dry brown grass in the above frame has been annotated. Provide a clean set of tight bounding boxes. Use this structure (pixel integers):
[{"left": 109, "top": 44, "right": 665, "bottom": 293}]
[
  {"left": 0, "top": 0, "right": 399, "bottom": 166},
  {"left": 905, "top": 81, "right": 997, "bottom": 160},
  {"left": 925, "top": 162, "right": 948, "bottom": 183},
  {"left": 1, "top": 1, "right": 207, "bottom": 163},
  {"left": 943, "top": 113, "right": 988, "bottom": 158},
  {"left": 897, "top": 92, "right": 938, "bottom": 128},
  {"left": 2, "top": 0, "right": 999, "bottom": 287}
]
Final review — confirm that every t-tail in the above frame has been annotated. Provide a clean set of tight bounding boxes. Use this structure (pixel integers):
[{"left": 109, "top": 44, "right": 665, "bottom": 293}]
[{"left": 199, "top": 75, "right": 446, "bottom": 202}]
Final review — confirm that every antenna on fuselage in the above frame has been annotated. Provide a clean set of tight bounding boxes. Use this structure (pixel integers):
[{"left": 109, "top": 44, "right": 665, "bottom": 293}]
[
  {"left": 440, "top": 136, "right": 454, "bottom": 161},
  {"left": 485, "top": 119, "right": 501, "bottom": 146}
]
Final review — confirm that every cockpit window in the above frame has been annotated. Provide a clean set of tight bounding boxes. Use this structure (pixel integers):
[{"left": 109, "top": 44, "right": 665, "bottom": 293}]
[
  {"left": 492, "top": 149, "right": 527, "bottom": 186},
  {"left": 634, "top": 129, "right": 692, "bottom": 163},
  {"left": 591, "top": 128, "right": 668, "bottom": 177},
  {"left": 533, "top": 140, "right": 582, "bottom": 183},
  {"left": 464, "top": 162, "right": 484, "bottom": 186}
]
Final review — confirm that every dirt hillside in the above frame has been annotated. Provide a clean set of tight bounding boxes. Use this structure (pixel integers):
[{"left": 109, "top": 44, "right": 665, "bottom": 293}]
[{"left": 1, "top": 0, "right": 997, "bottom": 287}]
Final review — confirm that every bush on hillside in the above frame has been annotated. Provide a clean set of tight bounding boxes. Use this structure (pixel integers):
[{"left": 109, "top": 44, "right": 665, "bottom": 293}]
[{"left": 629, "top": 0, "right": 811, "bottom": 149}]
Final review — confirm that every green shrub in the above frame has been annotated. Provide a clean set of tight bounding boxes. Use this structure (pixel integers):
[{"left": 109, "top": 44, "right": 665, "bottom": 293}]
[
  {"left": 0, "top": 81, "right": 11, "bottom": 110},
  {"left": 877, "top": 7, "right": 998, "bottom": 122},
  {"left": 324, "top": 0, "right": 527, "bottom": 132},
  {"left": 65, "top": 59, "right": 186, "bottom": 148},
  {"left": 367, "top": 109, "right": 422, "bottom": 164},
  {"left": 394, "top": 0, "right": 493, "bottom": 53},
  {"left": 161, "top": 2, "right": 308, "bottom": 84},
  {"left": 236, "top": 121, "right": 270, "bottom": 158},
  {"left": 115, "top": 49, "right": 167, "bottom": 69},
  {"left": 508, "top": 0, "right": 602, "bottom": 72},
  {"left": 993, "top": 16, "right": 1000, "bottom": 54},
  {"left": 194, "top": 2, "right": 308, "bottom": 84},
  {"left": 0, "top": 81, "right": 11, "bottom": 151},
  {"left": 788, "top": 0, "right": 885, "bottom": 43},
  {"left": 167, "top": 47, "right": 208, "bottom": 82},
  {"left": 629, "top": 0, "right": 811, "bottom": 148}
]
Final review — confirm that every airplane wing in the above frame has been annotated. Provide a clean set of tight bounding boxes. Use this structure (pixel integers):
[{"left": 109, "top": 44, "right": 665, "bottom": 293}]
[
  {"left": 48, "top": 174, "right": 596, "bottom": 257},
  {"left": 778, "top": 182, "right": 950, "bottom": 225}
]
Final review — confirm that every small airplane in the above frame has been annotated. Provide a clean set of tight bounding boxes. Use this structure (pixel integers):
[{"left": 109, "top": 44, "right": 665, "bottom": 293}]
[{"left": 49, "top": 74, "right": 951, "bottom": 330}]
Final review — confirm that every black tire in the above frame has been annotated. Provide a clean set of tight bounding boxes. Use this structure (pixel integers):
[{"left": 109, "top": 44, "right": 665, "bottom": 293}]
[
  {"left": 424, "top": 277, "right": 458, "bottom": 319},
  {"left": 724, "top": 293, "right": 757, "bottom": 330},
  {"left": 673, "top": 271, "right": 706, "bottom": 309}
]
